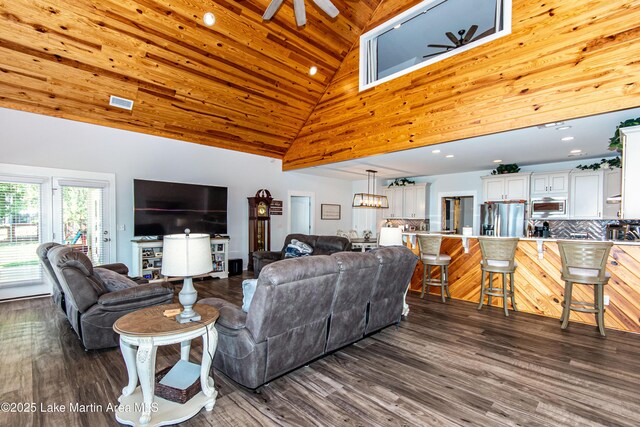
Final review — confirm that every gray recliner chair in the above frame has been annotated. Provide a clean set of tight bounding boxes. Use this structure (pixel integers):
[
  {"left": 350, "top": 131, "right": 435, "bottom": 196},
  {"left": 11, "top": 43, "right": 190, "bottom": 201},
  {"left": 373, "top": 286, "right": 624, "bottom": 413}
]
[
  {"left": 252, "top": 234, "right": 351, "bottom": 277},
  {"left": 48, "top": 245, "right": 174, "bottom": 350}
]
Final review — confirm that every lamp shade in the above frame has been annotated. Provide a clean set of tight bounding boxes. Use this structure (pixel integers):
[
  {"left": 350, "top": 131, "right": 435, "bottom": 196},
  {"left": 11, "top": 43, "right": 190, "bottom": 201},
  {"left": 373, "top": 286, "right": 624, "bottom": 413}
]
[
  {"left": 378, "top": 227, "right": 403, "bottom": 246},
  {"left": 161, "top": 233, "right": 212, "bottom": 277}
]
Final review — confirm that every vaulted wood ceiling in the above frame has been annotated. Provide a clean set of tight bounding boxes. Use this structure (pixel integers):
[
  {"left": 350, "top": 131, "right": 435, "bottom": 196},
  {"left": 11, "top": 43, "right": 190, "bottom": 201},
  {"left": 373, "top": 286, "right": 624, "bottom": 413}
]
[
  {"left": 2, "top": 1, "right": 640, "bottom": 171},
  {"left": 0, "top": 0, "right": 382, "bottom": 158}
]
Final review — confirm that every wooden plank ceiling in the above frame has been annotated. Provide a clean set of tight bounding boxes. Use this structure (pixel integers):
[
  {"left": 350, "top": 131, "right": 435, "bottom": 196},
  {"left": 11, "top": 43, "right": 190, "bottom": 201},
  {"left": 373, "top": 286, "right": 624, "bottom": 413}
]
[
  {"left": 3, "top": 1, "right": 640, "bottom": 169},
  {"left": 283, "top": 0, "right": 640, "bottom": 170},
  {"left": 0, "top": 0, "right": 382, "bottom": 158}
]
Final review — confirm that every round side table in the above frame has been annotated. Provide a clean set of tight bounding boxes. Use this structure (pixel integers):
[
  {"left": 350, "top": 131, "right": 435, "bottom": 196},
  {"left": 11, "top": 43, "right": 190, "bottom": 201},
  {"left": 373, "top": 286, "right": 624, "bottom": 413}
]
[{"left": 113, "top": 303, "right": 219, "bottom": 426}]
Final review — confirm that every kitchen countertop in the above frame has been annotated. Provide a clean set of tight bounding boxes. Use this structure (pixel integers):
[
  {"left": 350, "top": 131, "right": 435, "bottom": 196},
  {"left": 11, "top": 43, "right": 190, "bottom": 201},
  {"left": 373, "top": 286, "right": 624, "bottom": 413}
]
[{"left": 401, "top": 231, "right": 640, "bottom": 246}]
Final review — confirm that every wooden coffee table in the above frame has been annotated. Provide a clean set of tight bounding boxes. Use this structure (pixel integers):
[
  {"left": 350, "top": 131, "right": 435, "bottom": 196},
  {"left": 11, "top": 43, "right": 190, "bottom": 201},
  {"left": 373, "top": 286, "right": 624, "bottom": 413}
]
[{"left": 113, "top": 303, "right": 219, "bottom": 426}]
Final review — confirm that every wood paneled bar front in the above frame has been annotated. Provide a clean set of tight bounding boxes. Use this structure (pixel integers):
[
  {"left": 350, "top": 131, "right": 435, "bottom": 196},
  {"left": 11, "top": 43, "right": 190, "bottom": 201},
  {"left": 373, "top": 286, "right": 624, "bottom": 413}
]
[{"left": 405, "top": 235, "right": 640, "bottom": 334}]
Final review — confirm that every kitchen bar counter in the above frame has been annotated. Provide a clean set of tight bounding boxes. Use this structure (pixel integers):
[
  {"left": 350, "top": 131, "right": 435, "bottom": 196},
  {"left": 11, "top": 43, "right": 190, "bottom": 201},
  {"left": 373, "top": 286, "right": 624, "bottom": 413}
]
[{"left": 405, "top": 235, "right": 640, "bottom": 334}]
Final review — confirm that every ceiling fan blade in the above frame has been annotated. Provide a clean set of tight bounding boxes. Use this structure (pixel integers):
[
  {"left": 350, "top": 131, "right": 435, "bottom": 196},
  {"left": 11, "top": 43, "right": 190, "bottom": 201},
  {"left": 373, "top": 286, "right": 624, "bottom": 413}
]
[
  {"left": 463, "top": 25, "right": 478, "bottom": 43},
  {"left": 446, "top": 32, "right": 460, "bottom": 46},
  {"left": 262, "top": 0, "right": 284, "bottom": 20},
  {"left": 293, "top": 0, "right": 306, "bottom": 26},
  {"left": 470, "top": 27, "right": 496, "bottom": 42},
  {"left": 427, "top": 44, "right": 455, "bottom": 49},
  {"left": 312, "top": 0, "right": 339, "bottom": 18},
  {"left": 423, "top": 51, "right": 446, "bottom": 59}
]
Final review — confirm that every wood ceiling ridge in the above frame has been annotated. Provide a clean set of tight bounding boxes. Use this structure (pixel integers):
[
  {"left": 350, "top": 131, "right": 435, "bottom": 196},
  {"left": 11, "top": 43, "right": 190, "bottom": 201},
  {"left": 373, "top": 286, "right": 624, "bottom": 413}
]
[{"left": 282, "top": 0, "right": 386, "bottom": 167}]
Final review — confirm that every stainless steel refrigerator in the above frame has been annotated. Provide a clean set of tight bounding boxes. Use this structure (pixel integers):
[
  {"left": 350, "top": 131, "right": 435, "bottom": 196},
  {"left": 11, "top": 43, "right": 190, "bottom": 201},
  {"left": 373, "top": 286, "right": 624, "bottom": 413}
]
[{"left": 480, "top": 202, "right": 526, "bottom": 237}]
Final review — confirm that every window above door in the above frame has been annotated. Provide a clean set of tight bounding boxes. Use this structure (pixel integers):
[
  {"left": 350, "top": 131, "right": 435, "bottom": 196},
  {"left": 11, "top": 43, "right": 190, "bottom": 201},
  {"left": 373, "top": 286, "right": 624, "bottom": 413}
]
[{"left": 359, "top": 0, "right": 511, "bottom": 91}]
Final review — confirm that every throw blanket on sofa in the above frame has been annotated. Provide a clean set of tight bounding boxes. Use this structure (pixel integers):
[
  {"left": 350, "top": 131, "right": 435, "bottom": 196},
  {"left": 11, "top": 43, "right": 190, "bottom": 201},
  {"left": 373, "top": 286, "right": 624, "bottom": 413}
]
[{"left": 284, "top": 239, "right": 313, "bottom": 258}]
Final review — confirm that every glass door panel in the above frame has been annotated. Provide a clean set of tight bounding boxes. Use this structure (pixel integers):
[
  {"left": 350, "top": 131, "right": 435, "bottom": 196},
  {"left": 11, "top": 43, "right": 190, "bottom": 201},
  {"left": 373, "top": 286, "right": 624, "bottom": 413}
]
[{"left": 0, "top": 180, "right": 43, "bottom": 289}]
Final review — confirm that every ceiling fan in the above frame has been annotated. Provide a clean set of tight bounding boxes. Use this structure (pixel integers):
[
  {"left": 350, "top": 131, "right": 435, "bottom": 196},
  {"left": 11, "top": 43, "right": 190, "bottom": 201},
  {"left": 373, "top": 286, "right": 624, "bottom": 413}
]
[
  {"left": 262, "top": 0, "right": 339, "bottom": 27},
  {"left": 423, "top": 25, "right": 494, "bottom": 58}
]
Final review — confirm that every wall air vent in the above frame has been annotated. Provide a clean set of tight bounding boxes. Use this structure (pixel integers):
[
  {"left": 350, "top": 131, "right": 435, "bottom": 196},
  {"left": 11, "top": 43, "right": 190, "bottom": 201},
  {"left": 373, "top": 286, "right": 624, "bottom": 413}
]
[{"left": 109, "top": 95, "right": 134, "bottom": 110}]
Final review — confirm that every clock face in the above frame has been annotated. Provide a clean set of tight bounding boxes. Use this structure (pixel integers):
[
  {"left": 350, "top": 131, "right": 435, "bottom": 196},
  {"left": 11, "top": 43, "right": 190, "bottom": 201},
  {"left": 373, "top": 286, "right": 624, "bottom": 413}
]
[{"left": 257, "top": 201, "right": 268, "bottom": 217}]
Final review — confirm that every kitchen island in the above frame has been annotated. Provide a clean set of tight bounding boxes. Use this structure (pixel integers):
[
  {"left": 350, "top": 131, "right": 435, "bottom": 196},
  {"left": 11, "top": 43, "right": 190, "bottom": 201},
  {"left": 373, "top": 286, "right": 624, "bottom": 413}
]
[{"left": 403, "top": 233, "right": 640, "bottom": 333}]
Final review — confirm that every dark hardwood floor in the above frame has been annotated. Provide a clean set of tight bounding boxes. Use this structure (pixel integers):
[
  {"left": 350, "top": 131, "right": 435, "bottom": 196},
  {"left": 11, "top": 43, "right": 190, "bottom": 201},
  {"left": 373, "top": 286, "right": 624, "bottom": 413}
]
[{"left": 1, "top": 273, "right": 639, "bottom": 426}]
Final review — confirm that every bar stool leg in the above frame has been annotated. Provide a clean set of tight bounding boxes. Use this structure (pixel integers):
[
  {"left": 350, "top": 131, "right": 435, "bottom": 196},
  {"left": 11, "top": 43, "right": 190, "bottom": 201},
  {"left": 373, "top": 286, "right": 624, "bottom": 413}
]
[
  {"left": 502, "top": 273, "right": 509, "bottom": 317},
  {"left": 561, "top": 281, "right": 573, "bottom": 330},
  {"left": 596, "top": 284, "right": 606, "bottom": 337},
  {"left": 440, "top": 266, "right": 446, "bottom": 303},
  {"left": 421, "top": 262, "right": 427, "bottom": 298},
  {"left": 477, "top": 270, "right": 486, "bottom": 310},
  {"left": 510, "top": 272, "right": 518, "bottom": 311},
  {"left": 488, "top": 272, "right": 493, "bottom": 307},
  {"left": 444, "top": 265, "right": 451, "bottom": 298}
]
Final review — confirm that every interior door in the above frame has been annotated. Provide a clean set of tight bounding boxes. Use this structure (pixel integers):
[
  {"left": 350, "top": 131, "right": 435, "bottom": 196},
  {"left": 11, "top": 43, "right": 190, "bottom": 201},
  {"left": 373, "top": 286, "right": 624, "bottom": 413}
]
[
  {"left": 290, "top": 195, "right": 311, "bottom": 234},
  {"left": 53, "top": 179, "right": 111, "bottom": 265}
]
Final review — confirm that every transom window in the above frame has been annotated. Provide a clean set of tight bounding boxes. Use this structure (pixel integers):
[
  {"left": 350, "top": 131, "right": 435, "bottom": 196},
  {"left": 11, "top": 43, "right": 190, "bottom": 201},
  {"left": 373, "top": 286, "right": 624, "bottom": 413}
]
[{"left": 359, "top": 0, "right": 511, "bottom": 91}]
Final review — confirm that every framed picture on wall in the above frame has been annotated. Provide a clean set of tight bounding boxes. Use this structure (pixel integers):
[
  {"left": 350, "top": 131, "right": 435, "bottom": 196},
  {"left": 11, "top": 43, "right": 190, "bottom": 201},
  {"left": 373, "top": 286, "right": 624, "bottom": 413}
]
[{"left": 321, "top": 204, "right": 341, "bottom": 220}]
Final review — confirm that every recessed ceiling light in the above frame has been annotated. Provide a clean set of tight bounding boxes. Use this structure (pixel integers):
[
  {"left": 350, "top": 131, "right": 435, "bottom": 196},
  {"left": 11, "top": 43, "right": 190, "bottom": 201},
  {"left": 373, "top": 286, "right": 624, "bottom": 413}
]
[
  {"left": 540, "top": 121, "right": 564, "bottom": 128},
  {"left": 557, "top": 126, "right": 572, "bottom": 131},
  {"left": 570, "top": 149, "right": 582, "bottom": 154},
  {"left": 309, "top": 66, "right": 318, "bottom": 76},
  {"left": 203, "top": 12, "right": 215, "bottom": 26},
  {"left": 432, "top": 149, "right": 441, "bottom": 154},
  {"left": 445, "top": 154, "right": 454, "bottom": 158},
  {"left": 561, "top": 136, "right": 575, "bottom": 141},
  {"left": 394, "top": 23, "right": 402, "bottom": 29},
  {"left": 493, "top": 159, "right": 502, "bottom": 163}
]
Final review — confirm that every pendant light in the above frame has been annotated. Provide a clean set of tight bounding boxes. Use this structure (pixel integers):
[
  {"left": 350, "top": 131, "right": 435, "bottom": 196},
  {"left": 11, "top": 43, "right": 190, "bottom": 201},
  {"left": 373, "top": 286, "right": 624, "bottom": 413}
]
[{"left": 352, "top": 170, "right": 389, "bottom": 209}]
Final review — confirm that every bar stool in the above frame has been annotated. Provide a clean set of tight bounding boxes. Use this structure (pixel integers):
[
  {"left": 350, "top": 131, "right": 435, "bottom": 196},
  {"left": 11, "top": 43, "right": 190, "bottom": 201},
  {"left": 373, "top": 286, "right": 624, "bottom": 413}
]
[
  {"left": 417, "top": 234, "right": 451, "bottom": 302},
  {"left": 477, "top": 237, "right": 519, "bottom": 316},
  {"left": 557, "top": 240, "right": 613, "bottom": 337}
]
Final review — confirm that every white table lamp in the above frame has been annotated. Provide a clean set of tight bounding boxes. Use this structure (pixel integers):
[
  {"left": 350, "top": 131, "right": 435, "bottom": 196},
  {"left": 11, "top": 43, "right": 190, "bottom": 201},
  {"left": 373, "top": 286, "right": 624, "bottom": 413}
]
[
  {"left": 161, "top": 229, "right": 212, "bottom": 323},
  {"left": 378, "top": 227, "right": 403, "bottom": 246}
]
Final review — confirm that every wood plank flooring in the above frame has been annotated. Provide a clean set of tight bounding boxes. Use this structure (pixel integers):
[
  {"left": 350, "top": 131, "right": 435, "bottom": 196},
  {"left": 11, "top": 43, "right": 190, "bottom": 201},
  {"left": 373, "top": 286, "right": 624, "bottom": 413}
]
[{"left": 1, "top": 273, "right": 639, "bottom": 426}]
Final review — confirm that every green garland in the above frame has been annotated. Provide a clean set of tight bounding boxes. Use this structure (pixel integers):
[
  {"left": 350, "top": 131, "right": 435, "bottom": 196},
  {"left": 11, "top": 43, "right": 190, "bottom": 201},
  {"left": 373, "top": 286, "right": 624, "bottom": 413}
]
[
  {"left": 388, "top": 178, "right": 416, "bottom": 187},
  {"left": 576, "top": 157, "right": 620, "bottom": 171},
  {"left": 608, "top": 117, "right": 640, "bottom": 153},
  {"left": 491, "top": 163, "right": 520, "bottom": 175}
]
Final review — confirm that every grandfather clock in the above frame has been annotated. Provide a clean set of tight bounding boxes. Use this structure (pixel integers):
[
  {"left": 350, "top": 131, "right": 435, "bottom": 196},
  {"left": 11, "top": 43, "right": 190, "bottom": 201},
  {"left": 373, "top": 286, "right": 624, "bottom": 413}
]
[{"left": 248, "top": 189, "right": 273, "bottom": 270}]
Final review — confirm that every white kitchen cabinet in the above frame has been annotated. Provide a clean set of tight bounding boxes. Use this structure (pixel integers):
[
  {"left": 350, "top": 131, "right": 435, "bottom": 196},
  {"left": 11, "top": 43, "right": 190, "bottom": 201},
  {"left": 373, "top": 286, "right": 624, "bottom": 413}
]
[
  {"left": 603, "top": 168, "right": 622, "bottom": 219},
  {"left": 530, "top": 172, "right": 569, "bottom": 197},
  {"left": 621, "top": 126, "right": 640, "bottom": 219},
  {"left": 482, "top": 173, "right": 530, "bottom": 202},
  {"left": 403, "top": 183, "right": 429, "bottom": 218},
  {"left": 383, "top": 184, "right": 429, "bottom": 219},
  {"left": 569, "top": 170, "right": 604, "bottom": 219},
  {"left": 383, "top": 187, "right": 403, "bottom": 219}
]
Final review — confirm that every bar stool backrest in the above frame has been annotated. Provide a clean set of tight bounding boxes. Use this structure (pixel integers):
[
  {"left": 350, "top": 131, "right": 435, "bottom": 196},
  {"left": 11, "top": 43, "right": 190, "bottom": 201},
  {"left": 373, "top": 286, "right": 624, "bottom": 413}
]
[
  {"left": 557, "top": 240, "right": 613, "bottom": 283},
  {"left": 417, "top": 234, "right": 443, "bottom": 258},
  {"left": 478, "top": 237, "right": 519, "bottom": 272}
]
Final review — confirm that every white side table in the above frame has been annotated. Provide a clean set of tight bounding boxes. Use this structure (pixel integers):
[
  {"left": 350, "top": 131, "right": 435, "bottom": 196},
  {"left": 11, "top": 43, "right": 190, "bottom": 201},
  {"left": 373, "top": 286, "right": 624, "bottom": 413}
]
[{"left": 113, "top": 303, "right": 219, "bottom": 426}]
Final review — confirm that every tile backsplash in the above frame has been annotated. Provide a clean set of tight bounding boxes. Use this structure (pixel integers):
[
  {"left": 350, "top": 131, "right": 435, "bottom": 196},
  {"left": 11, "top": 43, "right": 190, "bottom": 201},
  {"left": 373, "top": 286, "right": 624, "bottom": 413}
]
[{"left": 528, "top": 219, "right": 640, "bottom": 240}]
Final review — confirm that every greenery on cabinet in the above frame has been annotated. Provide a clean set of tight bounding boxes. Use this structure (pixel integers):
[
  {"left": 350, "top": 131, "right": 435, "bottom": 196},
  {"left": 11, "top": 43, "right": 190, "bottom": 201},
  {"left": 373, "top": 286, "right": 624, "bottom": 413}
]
[
  {"left": 608, "top": 117, "right": 640, "bottom": 152},
  {"left": 491, "top": 163, "right": 520, "bottom": 175},
  {"left": 576, "top": 157, "right": 621, "bottom": 171},
  {"left": 388, "top": 177, "right": 415, "bottom": 187},
  {"left": 575, "top": 116, "right": 639, "bottom": 170}
]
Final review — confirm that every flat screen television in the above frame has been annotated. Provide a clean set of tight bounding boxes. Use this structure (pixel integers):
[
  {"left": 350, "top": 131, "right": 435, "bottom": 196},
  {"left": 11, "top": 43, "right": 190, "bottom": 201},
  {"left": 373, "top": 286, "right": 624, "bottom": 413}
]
[{"left": 134, "top": 179, "right": 227, "bottom": 237}]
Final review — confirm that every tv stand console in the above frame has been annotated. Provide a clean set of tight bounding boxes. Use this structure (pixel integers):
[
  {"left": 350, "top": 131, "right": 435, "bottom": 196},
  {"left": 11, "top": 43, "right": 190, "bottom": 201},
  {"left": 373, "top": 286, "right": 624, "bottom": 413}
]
[{"left": 131, "top": 237, "right": 229, "bottom": 282}]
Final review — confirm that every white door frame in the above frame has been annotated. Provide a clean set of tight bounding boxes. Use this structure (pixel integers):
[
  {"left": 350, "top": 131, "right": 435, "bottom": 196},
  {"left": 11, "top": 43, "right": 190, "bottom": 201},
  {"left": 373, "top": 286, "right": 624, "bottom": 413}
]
[
  {"left": 0, "top": 163, "right": 116, "bottom": 294},
  {"left": 287, "top": 190, "right": 315, "bottom": 235},
  {"left": 436, "top": 191, "right": 479, "bottom": 234}
]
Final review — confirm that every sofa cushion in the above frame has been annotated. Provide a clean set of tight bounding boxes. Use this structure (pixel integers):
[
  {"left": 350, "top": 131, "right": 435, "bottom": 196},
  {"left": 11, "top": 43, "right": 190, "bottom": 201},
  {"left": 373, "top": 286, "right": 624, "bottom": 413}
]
[{"left": 94, "top": 268, "right": 138, "bottom": 292}]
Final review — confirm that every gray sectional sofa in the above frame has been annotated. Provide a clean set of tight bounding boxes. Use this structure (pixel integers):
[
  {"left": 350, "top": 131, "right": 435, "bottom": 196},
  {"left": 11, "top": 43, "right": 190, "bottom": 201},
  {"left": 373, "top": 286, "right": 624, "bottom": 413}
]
[
  {"left": 200, "top": 245, "right": 418, "bottom": 389},
  {"left": 252, "top": 233, "right": 351, "bottom": 277}
]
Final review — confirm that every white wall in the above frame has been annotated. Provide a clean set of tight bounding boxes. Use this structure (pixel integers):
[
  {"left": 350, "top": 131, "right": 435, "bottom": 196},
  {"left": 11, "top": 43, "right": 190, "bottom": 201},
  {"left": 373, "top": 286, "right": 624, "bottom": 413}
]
[{"left": 0, "top": 108, "right": 353, "bottom": 268}]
